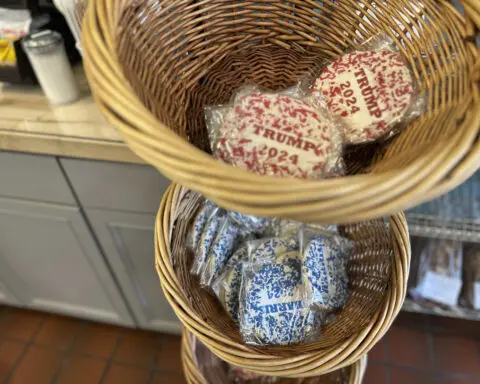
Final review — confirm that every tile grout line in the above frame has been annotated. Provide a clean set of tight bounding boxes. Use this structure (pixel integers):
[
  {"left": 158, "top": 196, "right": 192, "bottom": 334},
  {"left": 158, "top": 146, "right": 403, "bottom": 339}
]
[
  {"left": 98, "top": 330, "right": 125, "bottom": 384},
  {"left": 0, "top": 313, "right": 183, "bottom": 382},
  {"left": 384, "top": 332, "right": 391, "bottom": 384},
  {"left": 147, "top": 335, "right": 166, "bottom": 384},
  {"left": 3, "top": 313, "right": 46, "bottom": 383},
  {"left": 0, "top": 338, "right": 185, "bottom": 376},
  {"left": 426, "top": 328, "right": 436, "bottom": 380},
  {"left": 50, "top": 321, "right": 90, "bottom": 384}
]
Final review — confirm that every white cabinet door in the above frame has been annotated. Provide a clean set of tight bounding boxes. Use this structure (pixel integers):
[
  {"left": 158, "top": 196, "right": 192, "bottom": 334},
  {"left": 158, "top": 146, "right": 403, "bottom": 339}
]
[
  {"left": 0, "top": 197, "right": 134, "bottom": 326},
  {"left": 0, "top": 279, "right": 20, "bottom": 306},
  {"left": 87, "top": 209, "right": 181, "bottom": 334}
]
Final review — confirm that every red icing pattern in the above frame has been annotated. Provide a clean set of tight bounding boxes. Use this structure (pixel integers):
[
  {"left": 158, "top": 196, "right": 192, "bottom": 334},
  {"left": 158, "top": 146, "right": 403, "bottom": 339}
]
[
  {"left": 313, "top": 49, "right": 414, "bottom": 144},
  {"left": 215, "top": 93, "right": 341, "bottom": 179}
]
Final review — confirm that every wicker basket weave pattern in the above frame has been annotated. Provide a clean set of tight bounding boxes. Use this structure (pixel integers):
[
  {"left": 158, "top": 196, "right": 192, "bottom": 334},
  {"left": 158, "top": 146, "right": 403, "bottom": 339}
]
[
  {"left": 155, "top": 183, "right": 410, "bottom": 377},
  {"left": 181, "top": 328, "right": 368, "bottom": 384},
  {"left": 83, "top": 0, "right": 480, "bottom": 223}
]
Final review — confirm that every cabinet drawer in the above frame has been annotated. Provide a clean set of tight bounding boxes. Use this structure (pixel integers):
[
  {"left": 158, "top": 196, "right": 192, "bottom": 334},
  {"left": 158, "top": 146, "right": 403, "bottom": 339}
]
[
  {"left": 0, "top": 151, "right": 75, "bottom": 205},
  {"left": 60, "top": 158, "right": 169, "bottom": 213}
]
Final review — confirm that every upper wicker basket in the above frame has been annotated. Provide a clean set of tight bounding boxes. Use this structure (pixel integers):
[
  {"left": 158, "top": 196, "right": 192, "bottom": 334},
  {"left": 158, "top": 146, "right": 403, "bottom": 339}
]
[{"left": 83, "top": 0, "right": 480, "bottom": 223}]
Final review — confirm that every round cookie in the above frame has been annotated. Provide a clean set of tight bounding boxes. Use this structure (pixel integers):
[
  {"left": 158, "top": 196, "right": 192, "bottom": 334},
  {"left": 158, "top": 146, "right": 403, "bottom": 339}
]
[
  {"left": 200, "top": 219, "right": 240, "bottom": 287},
  {"left": 303, "top": 235, "right": 350, "bottom": 310},
  {"left": 213, "top": 245, "right": 248, "bottom": 324},
  {"left": 227, "top": 211, "right": 272, "bottom": 236},
  {"left": 249, "top": 236, "right": 299, "bottom": 264},
  {"left": 216, "top": 93, "right": 342, "bottom": 179},
  {"left": 191, "top": 215, "right": 221, "bottom": 276},
  {"left": 241, "top": 254, "right": 316, "bottom": 345},
  {"left": 312, "top": 49, "right": 414, "bottom": 144},
  {"left": 191, "top": 201, "right": 217, "bottom": 250}
]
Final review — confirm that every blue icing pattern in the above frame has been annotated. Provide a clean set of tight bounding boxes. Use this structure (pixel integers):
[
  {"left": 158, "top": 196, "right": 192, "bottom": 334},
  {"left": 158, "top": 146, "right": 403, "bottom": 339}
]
[
  {"left": 227, "top": 211, "right": 272, "bottom": 235},
  {"left": 214, "top": 245, "right": 248, "bottom": 323},
  {"left": 304, "top": 238, "right": 329, "bottom": 306},
  {"left": 192, "top": 215, "right": 221, "bottom": 275},
  {"left": 191, "top": 201, "right": 217, "bottom": 250},
  {"left": 241, "top": 256, "right": 315, "bottom": 345},
  {"left": 250, "top": 237, "right": 299, "bottom": 263},
  {"left": 200, "top": 220, "right": 240, "bottom": 286},
  {"left": 303, "top": 235, "right": 350, "bottom": 309}
]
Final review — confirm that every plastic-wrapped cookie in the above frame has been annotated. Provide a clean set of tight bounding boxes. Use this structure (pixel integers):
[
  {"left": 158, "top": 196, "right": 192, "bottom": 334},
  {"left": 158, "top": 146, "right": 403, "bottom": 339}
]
[
  {"left": 227, "top": 211, "right": 273, "bottom": 236},
  {"left": 248, "top": 236, "right": 299, "bottom": 263},
  {"left": 240, "top": 253, "right": 317, "bottom": 346},
  {"left": 200, "top": 219, "right": 241, "bottom": 287},
  {"left": 302, "top": 234, "right": 351, "bottom": 310},
  {"left": 190, "top": 201, "right": 218, "bottom": 251},
  {"left": 215, "top": 92, "right": 343, "bottom": 179},
  {"left": 191, "top": 215, "right": 222, "bottom": 276},
  {"left": 312, "top": 49, "right": 414, "bottom": 144},
  {"left": 212, "top": 245, "right": 248, "bottom": 324}
]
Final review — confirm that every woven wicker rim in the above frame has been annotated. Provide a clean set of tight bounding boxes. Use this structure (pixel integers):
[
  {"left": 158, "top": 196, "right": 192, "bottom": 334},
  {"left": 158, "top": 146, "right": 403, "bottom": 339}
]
[
  {"left": 156, "top": 183, "right": 410, "bottom": 377},
  {"left": 181, "top": 328, "right": 368, "bottom": 384},
  {"left": 83, "top": 0, "right": 480, "bottom": 224}
]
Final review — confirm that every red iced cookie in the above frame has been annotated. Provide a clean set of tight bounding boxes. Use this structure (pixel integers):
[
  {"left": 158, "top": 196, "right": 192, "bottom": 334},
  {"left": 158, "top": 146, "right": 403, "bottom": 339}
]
[
  {"left": 215, "top": 93, "right": 341, "bottom": 179},
  {"left": 313, "top": 49, "right": 414, "bottom": 144}
]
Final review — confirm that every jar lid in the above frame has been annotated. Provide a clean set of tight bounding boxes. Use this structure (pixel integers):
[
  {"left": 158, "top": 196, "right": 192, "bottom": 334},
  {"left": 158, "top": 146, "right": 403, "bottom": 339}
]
[{"left": 22, "top": 30, "right": 64, "bottom": 54}]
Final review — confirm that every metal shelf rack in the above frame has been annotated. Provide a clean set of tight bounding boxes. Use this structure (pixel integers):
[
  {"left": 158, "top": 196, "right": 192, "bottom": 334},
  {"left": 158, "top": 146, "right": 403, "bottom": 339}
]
[{"left": 403, "top": 171, "right": 480, "bottom": 320}]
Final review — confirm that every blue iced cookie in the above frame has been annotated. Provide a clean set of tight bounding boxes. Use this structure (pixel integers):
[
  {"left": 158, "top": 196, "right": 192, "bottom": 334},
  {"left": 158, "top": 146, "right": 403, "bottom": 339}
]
[
  {"left": 191, "top": 214, "right": 221, "bottom": 276},
  {"left": 200, "top": 219, "right": 241, "bottom": 287},
  {"left": 249, "top": 236, "right": 299, "bottom": 264},
  {"left": 191, "top": 201, "right": 218, "bottom": 251},
  {"left": 241, "top": 254, "right": 315, "bottom": 345},
  {"left": 270, "top": 219, "right": 304, "bottom": 237},
  {"left": 227, "top": 211, "right": 273, "bottom": 236},
  {"left": 303, "top": 235, "right": 350, "bottom": 310},
  {"left": 213, "top": 245, "right": 247, "bottom": 324}
]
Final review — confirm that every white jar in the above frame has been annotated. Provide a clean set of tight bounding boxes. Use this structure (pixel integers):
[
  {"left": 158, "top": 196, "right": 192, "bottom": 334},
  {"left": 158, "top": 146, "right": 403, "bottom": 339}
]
[{"left": 22, "top": 30, "right": 80, "bottom": 105}]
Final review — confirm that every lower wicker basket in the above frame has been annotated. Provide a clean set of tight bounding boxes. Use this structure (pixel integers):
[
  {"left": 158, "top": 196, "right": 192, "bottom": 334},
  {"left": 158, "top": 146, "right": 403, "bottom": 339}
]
[
  {"left": 182, "top": 328, "right": 368, "bottom": 384},
  {"left": 156, "top": 183, "right": 410, "bottom": 377}
]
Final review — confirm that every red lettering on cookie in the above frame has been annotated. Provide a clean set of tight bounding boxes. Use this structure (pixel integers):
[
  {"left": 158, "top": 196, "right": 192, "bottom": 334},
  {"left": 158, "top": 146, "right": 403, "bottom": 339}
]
[
  {"left": 312, "top": 49, "right": 414, "bottom": 144},
  {"left": 214, "top": 93, "right": 342, "bottom": 179}
]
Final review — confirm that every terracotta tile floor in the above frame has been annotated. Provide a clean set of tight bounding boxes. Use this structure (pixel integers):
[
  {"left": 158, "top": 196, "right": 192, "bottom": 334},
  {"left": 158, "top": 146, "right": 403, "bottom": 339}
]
[
  {"left": 365, "top": 312, "right": 480, "bottom": 384},
  {"left": 0, "top": 306, "right": 479, "bottom": 383},
  {"left": 0, "top": 306, "right": 185, "bottom": 384}
]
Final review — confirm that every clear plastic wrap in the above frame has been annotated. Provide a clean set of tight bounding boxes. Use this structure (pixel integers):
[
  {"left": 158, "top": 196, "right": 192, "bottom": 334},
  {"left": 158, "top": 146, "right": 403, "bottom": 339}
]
[
  {"left": 269, "top": 219, "right": 338, "bottom": 238},
  {"left": 212, "top": 245, "right": 248, "bottom": 324},
  {"left": 228, "top": 366, "right": 268, "bottom": 383},
  {"left": 227, "top": 211, "right": 274, "bottom": 237},
  {"left": 308, "top": 34, "right": 426, "bottom": 145},
  {"left": 206, "top": 86, "right": 345, "bottom": 179},
  {"left": 410, "top": 239, "right": 463, "bottom": 308},
  {"left": 191, "top": 206, "right": 224, "bottom": 276},
  {"left": 189, "top": 200, "right": 221, "bottom": 252},
  {"left": 300, "top": 228, "right": 352, "bottom": 310},
  {"left": 192, "top": 334, "right": 230, "bottom": 384},
  {"left": 192, "top": 332, "right": 276, "bottom": 383},
  {"left": 239, "top": 237, "right": 322, "bottom": 346},
  {"left": 460, "top": 243, "right": 480, "bottom": 310},
  {"left": 199, "top": 217, "right": 243, "bottom": 287}
]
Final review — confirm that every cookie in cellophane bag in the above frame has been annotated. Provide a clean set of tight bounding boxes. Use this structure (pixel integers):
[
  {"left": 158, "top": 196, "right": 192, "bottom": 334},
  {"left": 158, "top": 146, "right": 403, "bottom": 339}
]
[
  {"left": 211, "top": 245, "right": 248, "bottom": 324},
  {"left": 190, "top": 208, "right": 225, "bottom": 276},
  {"left": 238, "top": 236, "right": 323, "bottom": 346},
  {"left": 189, "top": 200, "right": 221, "bottom": 253},
  {"left": 300, "top": 227, "right": 353, "bottom": 311},
  {"left": 199, "top": 216, "right": 244, "bottom": 287},
  {"left": 206, "top": 86, "right": 345, "bottom": 180},
  {"left": 309, "top": 34, "right": 425, "bottom": 145},
  {"left": 409, "top": 238, "right": 463, "bottom": 309}
]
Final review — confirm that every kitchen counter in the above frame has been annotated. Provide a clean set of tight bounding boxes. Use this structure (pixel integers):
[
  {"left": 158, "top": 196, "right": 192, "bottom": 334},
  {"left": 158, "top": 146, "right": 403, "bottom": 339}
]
[{"left": 0, "top": 67, "right": 144, "bottom": 164}]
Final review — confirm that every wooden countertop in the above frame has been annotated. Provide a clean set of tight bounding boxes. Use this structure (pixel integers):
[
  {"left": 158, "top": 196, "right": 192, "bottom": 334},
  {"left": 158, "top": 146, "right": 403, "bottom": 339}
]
[{"left": 0, "top": 68, "right": 144, "bottom": 164}]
